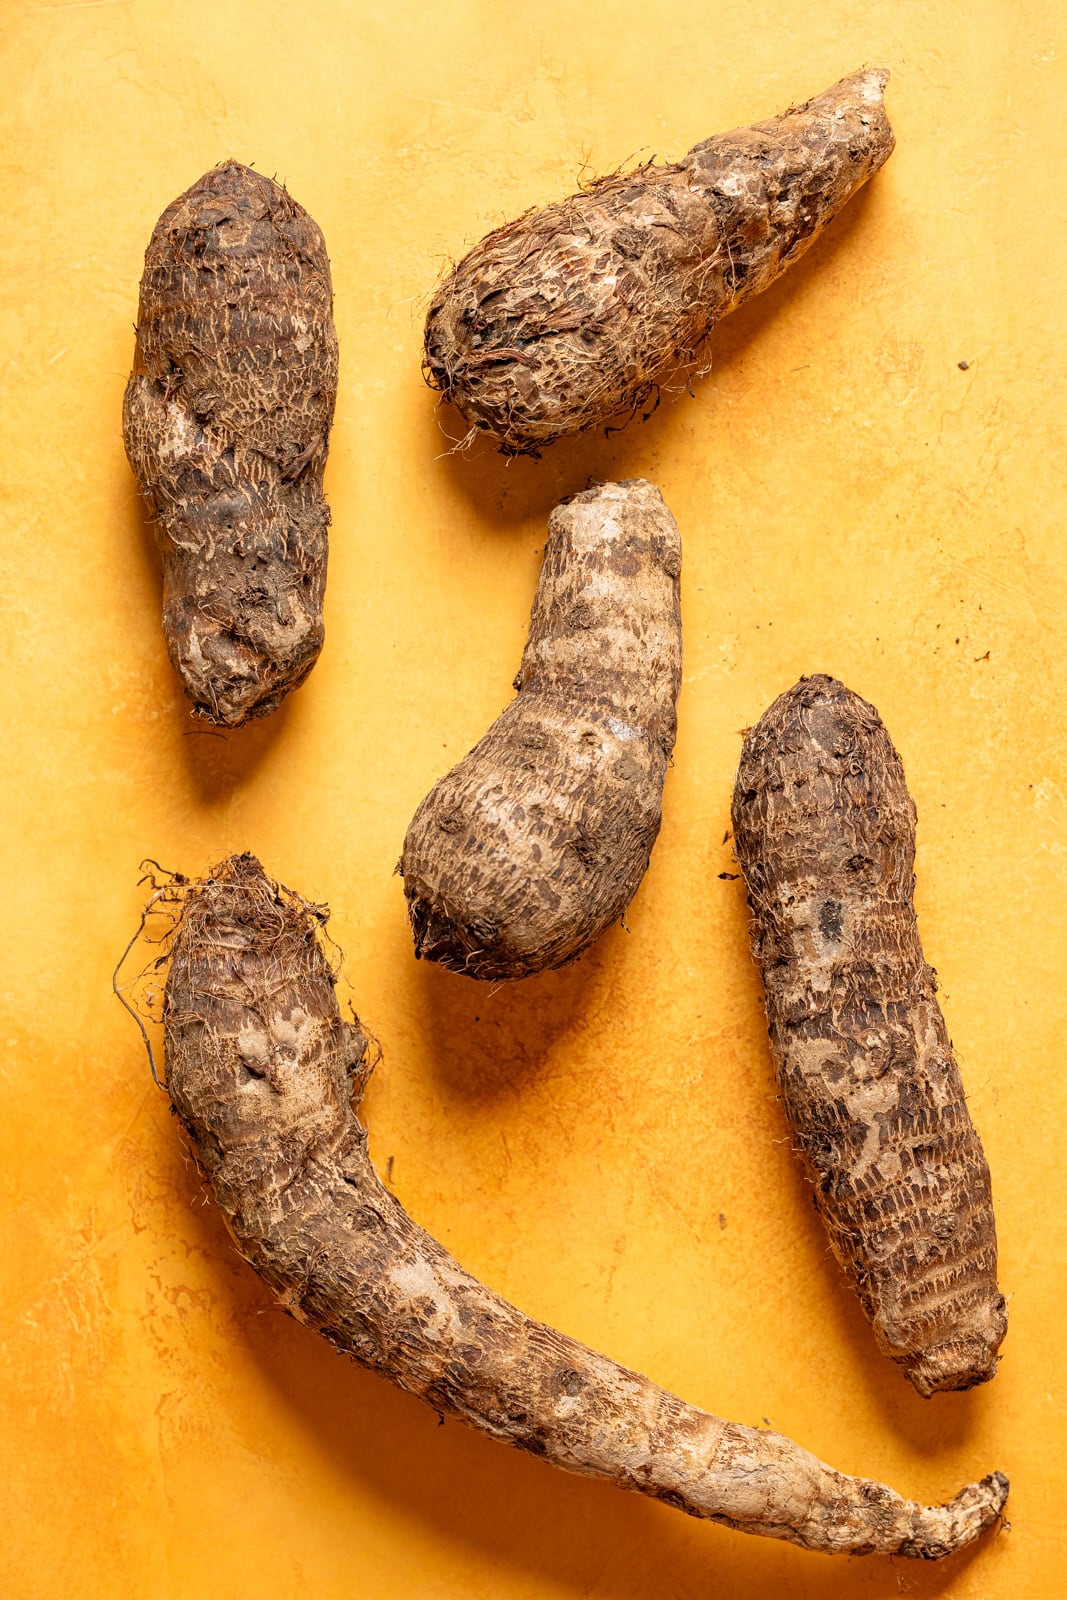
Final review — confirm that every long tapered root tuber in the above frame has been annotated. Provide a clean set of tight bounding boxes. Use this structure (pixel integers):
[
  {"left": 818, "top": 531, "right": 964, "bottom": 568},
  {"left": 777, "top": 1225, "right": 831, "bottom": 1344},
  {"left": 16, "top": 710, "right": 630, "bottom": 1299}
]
[
  {"left": 424, "top": 69, "right": 894, "bottom": 455},
  {"left": 150, "top": 854, "right": 1008, "bottom": 1557},
  {"left": 123, "top": 162, "right": 338, "bottom": 726},
  {"left": 731, "top": 676, "right": 1007, "bottom": 1396},
  {"left": 400, "top": 480, "right": 683, "bottom": 980}
]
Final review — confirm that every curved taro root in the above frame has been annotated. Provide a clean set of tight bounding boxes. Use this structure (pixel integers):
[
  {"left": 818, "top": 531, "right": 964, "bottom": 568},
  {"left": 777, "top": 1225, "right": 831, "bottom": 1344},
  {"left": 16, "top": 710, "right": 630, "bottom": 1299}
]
[
  {"left": 401, "top": 480, "right": 682, "bottom": 981},
  {"left": 731, "top": 676, "right": 1007, "bottom": 1396},
  {"left": 158, "top": 854, "right": 1007, "bottom": 1559},
  {"left": 124, "top": 161, "right": 337, "bottom": 726},
  {"left": 425, "top": 69, "right": 894, "bottom": 455}
]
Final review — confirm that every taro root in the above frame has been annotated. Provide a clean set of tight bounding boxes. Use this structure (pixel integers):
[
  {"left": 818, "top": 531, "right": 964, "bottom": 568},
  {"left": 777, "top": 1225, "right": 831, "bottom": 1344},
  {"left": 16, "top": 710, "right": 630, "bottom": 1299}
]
[
  {"left": 731, "top": 676, "right": 1007, "bottom": 1396},
  {"left": 424, "top": 68, "right": 894, "bottom": 455},
  {"left": 123, "top": 161, "right": 337, "bottom": 726},
  {"left": 152, "top": 853, "right": 1008, "bottom": 1559},
  {"left": 401, "top": 479, "right": 682, "bottom": 980}
]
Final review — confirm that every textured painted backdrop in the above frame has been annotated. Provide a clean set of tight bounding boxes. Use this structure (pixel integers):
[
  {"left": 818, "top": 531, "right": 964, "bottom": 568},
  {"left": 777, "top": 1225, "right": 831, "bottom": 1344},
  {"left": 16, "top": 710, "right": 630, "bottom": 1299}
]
[{"left": 2, "top": 1, "right": 1064, "bottom": 1595}]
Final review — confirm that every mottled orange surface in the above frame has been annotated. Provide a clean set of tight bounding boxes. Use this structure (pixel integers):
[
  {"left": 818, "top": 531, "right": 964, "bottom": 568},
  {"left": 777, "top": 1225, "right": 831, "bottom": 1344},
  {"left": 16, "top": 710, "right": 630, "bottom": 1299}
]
[{"left": 2, "top": 3, "right": 1064, "bottom": 1596}]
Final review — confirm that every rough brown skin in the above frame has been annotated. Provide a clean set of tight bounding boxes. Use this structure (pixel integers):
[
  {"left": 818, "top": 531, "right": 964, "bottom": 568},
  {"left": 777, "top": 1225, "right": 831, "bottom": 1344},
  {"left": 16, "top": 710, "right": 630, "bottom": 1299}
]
[
  {"left": 401, "top": 480, "right": 682, "bottom": 980},
  {"left": 731, "top": 677, "right": 1007, "bottom": 1396},
  {"left": 424, "top": 69, "right": 894, "bottom": 456},
  {"left": 123, "top": 162, "right": 337, "bottom": 726},
  {"left": 157, "top": 854, "right": 1007, "bottom": 1558}
]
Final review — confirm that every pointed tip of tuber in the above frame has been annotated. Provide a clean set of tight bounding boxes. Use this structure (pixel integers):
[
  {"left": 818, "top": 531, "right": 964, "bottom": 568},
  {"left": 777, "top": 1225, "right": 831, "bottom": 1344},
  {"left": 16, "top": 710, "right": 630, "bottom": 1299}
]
[
  {"left": 984, "top": 1470, "right": 1011, "bottom": 1519},
  {"left": 851, "top": 64, "right": 891, "bottom": 97},
  {"left": 211, "top": 852, "right": 269, "bottom": 885},
  {"left": 895, "top": 1470, "right": 1009, "bottom": 1560},
  {"left": 200, "top": 158, "right": 268, "bottom": 192},
  {"left": 948, "top": 1468, "right": 1010, "bottom": 1526},
  {"left": 164, "top": 159, "right": 290, "bottom": 215},
  {"left": 815, "top": 65, "right": 891, "bottom": 104}
]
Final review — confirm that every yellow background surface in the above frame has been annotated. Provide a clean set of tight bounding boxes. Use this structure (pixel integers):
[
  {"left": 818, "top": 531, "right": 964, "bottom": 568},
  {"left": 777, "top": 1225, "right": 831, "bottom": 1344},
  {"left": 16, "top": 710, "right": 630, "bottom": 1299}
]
[{"left": 2, "top": 1, "right": 1064, "bottom": 1595}]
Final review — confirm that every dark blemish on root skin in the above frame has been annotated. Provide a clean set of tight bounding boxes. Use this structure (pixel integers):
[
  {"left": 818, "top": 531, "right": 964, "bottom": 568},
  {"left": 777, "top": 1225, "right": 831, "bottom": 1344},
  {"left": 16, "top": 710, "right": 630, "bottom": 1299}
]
[{"left": 818, "top": 898, "right": 844, "bottom": 943}]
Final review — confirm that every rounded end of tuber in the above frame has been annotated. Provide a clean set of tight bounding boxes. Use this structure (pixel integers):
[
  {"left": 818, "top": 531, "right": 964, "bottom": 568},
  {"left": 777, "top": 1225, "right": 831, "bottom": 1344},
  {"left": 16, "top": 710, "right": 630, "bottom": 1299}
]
[
  {"left": 403, "top": 863, "right": 583, "bottom": 982},
  {"left": 164, "top": 600, "right": 324, "bottom": 729},
  {"left": 193, "top": 159, "right": 283, "bottom": 202},
  {"left": 406, "top": 888, "right": 511, "bottom": 982},
  {"left": 899, "top": 1287, "right": 1008, "bottom": 1398},
  {"left": 903, "top": 1325, "right": 1008, "bottom": 1400}
]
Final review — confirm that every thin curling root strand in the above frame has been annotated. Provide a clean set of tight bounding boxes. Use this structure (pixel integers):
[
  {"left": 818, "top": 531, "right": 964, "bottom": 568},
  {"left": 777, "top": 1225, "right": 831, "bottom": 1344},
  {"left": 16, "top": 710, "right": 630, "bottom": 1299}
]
[
  {"left": 152, "top": 853, "right": 1008, "bottom": 1559},
  {"left": 424, "top": 68, "right": 894, "bottom": 455}
]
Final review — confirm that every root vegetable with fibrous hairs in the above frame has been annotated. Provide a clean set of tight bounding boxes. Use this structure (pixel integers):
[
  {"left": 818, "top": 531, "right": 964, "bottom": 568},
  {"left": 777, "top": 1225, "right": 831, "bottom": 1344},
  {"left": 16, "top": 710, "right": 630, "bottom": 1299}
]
[
  {"left": 424, "top": 68, "right": 894, "bottom": 456},
  {"left": 123, "top": 161, "right": 337, "bottom": 727},
  {"left": 400, "top": 479, "right": 682, "bottom": 981},
  {"left": 731, "top": 676, "right": 1007, "bottom": 1397},
  {"left": 132, "top": 852, "right": 1009, "bottom": 1560}
]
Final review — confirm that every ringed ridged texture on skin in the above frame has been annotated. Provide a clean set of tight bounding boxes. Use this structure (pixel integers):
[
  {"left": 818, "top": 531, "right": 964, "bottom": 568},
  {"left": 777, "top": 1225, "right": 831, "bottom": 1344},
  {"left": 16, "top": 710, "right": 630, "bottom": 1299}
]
[
  {"left": 401, "top": 479, "right": 682, "bottom": 981},
  {"left": 731, "top": 676, "right": 1007, "bottom": 1396},
  {"left": 424, "top": 68, "right": 894, "bottom": 455},
  {"left": 158, "top": 853, "right": 1009, "bottom": 1559},
  {"left": 123, "top": 161, "right": 337, "bottom": 727}
]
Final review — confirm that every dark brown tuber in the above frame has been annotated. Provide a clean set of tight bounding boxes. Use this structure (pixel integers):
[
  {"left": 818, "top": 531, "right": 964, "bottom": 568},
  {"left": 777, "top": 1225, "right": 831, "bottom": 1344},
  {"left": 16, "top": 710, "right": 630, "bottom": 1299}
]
[
  {"left": 731, "top": 676, "right": 1007, "bottom": 1396},
  {"left": 124, "top": 161, "right": 337, "bottom": 726}
]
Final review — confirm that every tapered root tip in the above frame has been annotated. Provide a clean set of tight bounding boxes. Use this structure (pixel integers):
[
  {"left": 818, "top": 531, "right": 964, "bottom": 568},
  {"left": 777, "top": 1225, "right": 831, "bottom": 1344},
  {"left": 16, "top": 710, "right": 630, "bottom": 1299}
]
[
  {"left": 779, "top": 66, "right": 894, "bottom": 179},
  {"left": 908, "top": 1350, "right": 1001, "bottom": 1399},
  {"left": 855, "top": 65, "right": 890, "bottom": 97},
  {"left": 825, "top": 65, "right": 890, "bottom": 103},
  {"left": 798, "top": 66, "right": 891, "bottom": 126},
  {"left": 899, "top": 1472, "right": 1009, "bottom": 1560}
]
